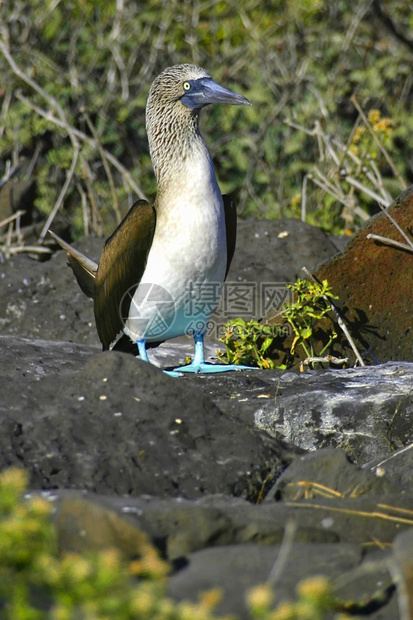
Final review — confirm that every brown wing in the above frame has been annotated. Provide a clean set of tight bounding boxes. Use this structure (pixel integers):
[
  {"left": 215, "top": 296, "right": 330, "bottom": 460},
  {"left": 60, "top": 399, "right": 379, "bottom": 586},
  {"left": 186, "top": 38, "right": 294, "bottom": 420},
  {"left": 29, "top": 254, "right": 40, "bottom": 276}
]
[
  {"left": 48, "top": 230, "right": 97, "bottom": 298},
  {"left": 223, "top": 193, "right": 237, "bottom": 279},
  {"left": 94, "top": 200, "right": 156, "bottom": 350}
]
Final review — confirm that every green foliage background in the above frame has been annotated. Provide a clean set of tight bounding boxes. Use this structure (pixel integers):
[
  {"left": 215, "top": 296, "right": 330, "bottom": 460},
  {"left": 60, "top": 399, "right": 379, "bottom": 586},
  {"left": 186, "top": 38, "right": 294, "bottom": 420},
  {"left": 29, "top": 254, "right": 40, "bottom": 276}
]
[{"left": 1, "top": 0, "right": 413, "bottom": 237}]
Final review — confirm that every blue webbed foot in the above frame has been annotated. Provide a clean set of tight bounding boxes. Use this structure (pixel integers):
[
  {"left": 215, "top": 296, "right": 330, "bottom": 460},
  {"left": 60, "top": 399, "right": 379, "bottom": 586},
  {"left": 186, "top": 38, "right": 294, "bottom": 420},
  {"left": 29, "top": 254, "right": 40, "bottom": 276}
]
[
  {"left": 163, "top": 369, "right": 184, "bottom": 377},
  {"left": 137, "top": 336, "right": 256, "bottom": 377},
  {"left": 173, "top": 361, "right": 254, "bottom": 374},
  {"left": 172, "top": 333, "right": 257, "bottom": 374},
  {"left": 137, "top": 340, "right": 183, "bottom": 377}
]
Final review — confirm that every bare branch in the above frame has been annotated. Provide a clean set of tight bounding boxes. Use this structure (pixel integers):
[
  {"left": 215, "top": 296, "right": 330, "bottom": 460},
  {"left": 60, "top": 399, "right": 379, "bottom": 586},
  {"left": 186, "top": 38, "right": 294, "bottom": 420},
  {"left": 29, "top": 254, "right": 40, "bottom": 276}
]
[
  {"left": 339, "top": 172, "right": 391, "bottom": 206},
  {"left": 300, "top": 355, "right": 349, "bottom": 370},
  {"left": 0, "top": 210, "right": 26, "bottom": 230},
  {"left": 367, "top": 233, "right": 413, "bottom": 253},
  {"left": 83, "top": 112, "right": 122, "bottom": 225},
  {"left": 15, "top": 93, "right": 147, "bottom": 201},
  {"left": 351, "top": 94, "right": 406, "bottom": 190},
  {"left": 302, "top": 267, "right": 365, "bottom": 367},
  {"left": 0, "top": 40, "right": 79, "bottom": 151},
  {"left": 38, "top": 146, "right": 80, "bottom": 242},
  {"left": 375, "top": 202, "right": 413, "bottom": 250}
]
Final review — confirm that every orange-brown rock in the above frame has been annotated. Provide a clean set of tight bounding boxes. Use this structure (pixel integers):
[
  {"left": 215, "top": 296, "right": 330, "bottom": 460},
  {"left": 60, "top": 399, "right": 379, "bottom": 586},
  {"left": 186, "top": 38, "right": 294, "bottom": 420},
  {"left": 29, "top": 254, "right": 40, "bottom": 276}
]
[
  {"left": 266, "top": 186, "right": 413, "bottom": 367},
  {"left": 314, "top": 186, "right": 413, "bottom": 365}
]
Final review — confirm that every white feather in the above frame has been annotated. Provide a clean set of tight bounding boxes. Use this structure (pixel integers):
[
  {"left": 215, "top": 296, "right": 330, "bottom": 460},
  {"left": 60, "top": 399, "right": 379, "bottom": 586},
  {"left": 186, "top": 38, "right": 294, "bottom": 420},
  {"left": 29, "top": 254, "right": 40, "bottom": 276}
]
[{"left": 124, "top": 147, "right": 226, "bottom": 342}]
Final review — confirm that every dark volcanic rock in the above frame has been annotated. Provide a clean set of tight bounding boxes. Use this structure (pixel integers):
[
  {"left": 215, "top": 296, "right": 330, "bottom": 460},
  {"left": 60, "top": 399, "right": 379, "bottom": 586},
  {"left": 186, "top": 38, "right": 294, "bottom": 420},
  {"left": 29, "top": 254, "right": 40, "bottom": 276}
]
[
  {"left": 167, "top": 542, "right": 361, "bottom": 618},
  {"left": 226, "top": 217, "right": 339, "bottom": 284},
  {"left": 367, "top": 443, "right": 413, "bottom": 490},
  {"left": 392, "top": 528, "right": 413, "bottom": 618},
  {"left": 55, "top": 493, "right": 156, "bottom": 559},
  {"left": 252, "top": 362, "right": 413, "bottom": 463},
  {"left": 46, "top": 485, "right": 409, "bottom": 619},
  {"left": 0, "top": 236, "right": 102, "bottom": 346},
  {"left": 0, "top": 342, "right": 297, "bottom": 499},
  {"left": 265, "top": 447, "right": 392, "bottom": 501}
]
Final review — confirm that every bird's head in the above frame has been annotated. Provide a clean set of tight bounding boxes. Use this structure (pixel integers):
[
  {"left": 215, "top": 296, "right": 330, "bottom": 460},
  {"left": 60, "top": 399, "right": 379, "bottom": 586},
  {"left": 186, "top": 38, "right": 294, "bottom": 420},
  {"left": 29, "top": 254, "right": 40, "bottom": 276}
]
[
  {"left": 147, "top": 64, "right": 251, "bottom": 114},
  {"left": 146, "top": 65, "right": 250, "bottom": 181}
]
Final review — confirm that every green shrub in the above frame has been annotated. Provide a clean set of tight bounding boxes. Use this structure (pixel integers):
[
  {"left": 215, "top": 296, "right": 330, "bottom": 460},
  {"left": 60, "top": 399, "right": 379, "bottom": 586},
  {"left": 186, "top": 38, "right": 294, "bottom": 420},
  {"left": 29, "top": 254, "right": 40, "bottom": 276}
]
[
  {"left": 283, "top": 278, "right": 338, "bottom": 361},
  {"left": 217, "top": 318, "right": 282, "bottom": 369},
  {"left": 218, "top": 278, "right": 339, "bottom": 369}
]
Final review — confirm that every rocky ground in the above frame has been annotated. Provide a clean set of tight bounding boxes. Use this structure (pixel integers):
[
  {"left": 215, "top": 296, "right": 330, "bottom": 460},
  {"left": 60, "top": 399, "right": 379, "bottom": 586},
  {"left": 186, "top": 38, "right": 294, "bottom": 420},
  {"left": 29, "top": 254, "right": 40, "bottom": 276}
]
[{"left": 1, "top": 193, "right": 413, "bottom": 618}]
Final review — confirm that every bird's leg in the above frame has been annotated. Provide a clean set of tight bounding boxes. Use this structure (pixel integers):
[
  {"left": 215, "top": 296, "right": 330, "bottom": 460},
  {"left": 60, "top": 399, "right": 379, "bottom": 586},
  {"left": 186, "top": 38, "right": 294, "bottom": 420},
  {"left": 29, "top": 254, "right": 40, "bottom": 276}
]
[
  {"left": 173, "top": 333, "right": 256, "bottom": 374},
  {"left": 137, "top": 339, "right": 183, "bottom": 377},
  {"left": 137, "top": 339, "right": 150, "bottom": 362}
]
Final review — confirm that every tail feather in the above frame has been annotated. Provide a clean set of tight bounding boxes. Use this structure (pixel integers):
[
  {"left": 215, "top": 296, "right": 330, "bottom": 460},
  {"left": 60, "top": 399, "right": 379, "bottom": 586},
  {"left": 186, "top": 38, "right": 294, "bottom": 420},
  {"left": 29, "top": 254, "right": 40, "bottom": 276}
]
[{"left": 48, "top": 230, "right": 97, "bottom": 299}]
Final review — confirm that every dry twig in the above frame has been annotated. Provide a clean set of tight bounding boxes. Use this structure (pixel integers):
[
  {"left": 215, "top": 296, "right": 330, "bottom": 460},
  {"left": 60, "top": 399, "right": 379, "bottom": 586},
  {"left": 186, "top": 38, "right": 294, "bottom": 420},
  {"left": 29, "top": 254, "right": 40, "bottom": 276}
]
[
  {"left": 351, "top": 94, "right": 406, "bottom": 189},
  {"left": 367, "top": 233, "right": 413, "bottom": 254},
  {"left": 302, "top": 267, "right": 365, "bottom": 367}
]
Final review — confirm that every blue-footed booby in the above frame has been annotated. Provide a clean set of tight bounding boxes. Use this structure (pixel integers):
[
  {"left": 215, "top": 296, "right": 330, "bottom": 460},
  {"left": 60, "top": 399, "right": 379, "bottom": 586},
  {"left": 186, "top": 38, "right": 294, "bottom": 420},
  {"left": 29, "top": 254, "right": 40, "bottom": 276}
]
[{"left": 49, "top": 64, "right": 251, "bottom": 374}]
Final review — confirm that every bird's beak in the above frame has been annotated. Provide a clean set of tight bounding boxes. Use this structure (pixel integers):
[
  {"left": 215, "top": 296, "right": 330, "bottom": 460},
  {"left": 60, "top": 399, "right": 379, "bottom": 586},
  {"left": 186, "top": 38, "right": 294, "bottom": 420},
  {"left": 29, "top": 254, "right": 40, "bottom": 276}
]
[{"left": 181, "top": 77, "right": 251, "bottom": 110}]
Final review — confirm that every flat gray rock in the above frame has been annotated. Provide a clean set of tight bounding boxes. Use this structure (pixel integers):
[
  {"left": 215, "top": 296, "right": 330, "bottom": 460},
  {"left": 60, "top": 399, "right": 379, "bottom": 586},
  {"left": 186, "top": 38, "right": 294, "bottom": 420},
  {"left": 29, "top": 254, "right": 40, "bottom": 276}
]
[{"left": 184, "top": 362, "right": 413, "bottom": 463}]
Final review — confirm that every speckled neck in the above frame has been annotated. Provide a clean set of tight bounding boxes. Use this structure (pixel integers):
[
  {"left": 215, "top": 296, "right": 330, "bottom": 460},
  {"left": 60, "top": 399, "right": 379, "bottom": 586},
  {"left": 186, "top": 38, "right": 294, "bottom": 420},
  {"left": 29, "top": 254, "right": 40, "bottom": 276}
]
[{"left": 146, "top": 101, "right": 206, "bottom": 187}]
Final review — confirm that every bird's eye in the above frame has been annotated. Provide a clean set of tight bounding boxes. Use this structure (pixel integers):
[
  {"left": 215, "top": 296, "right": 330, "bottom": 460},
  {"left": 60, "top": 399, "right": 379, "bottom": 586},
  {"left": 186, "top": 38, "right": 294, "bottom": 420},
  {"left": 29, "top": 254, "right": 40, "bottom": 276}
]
[{"left": 183, "top": 81, "right": 191, "bottom": 91}]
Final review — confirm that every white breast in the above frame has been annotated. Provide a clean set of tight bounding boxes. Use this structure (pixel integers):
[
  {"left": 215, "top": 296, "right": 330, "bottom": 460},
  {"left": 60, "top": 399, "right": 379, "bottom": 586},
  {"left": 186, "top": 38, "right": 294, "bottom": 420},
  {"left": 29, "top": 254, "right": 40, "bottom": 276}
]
[{"left": 124, "top": 149, "right": 227, "bottom": 343}]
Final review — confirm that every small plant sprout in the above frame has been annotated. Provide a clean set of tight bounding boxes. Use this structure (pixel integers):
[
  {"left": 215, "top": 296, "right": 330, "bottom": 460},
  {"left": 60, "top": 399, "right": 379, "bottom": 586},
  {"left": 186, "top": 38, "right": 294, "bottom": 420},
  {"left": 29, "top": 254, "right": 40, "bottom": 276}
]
[
  {"left": 218, "top": 318, "right": 280, "bottom": 369},
  {"left": 284, "top": 278, "right": 338, "bottom": 362},
  {"left": 218, "top": 277, "right": 346, "bottom": 370}
]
